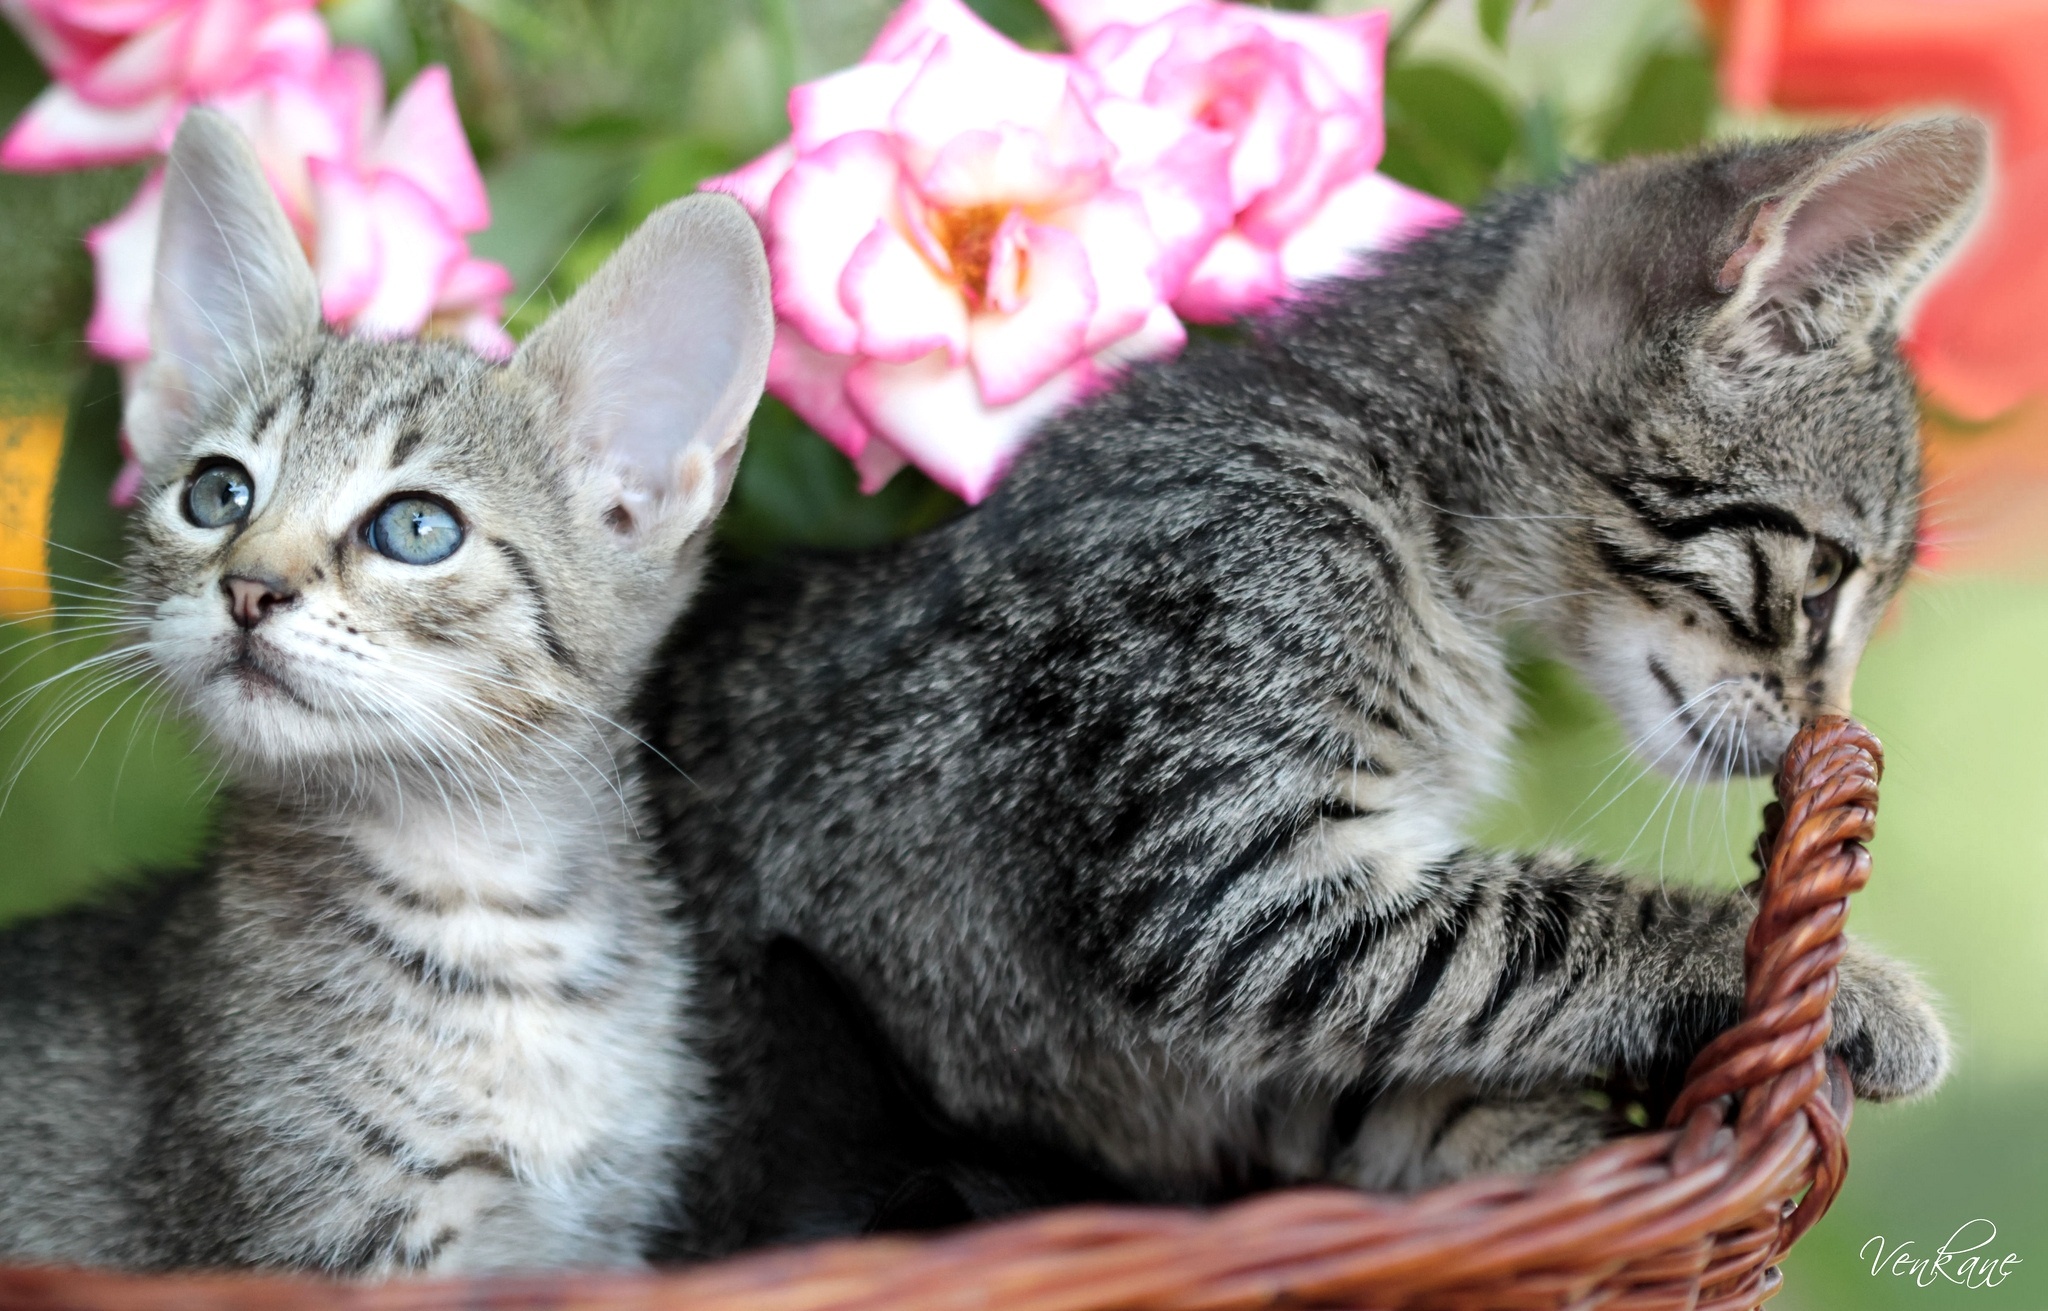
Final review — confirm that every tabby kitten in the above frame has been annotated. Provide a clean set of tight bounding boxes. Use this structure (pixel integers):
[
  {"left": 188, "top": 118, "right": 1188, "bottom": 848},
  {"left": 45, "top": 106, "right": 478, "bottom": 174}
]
[
  {"left": 0, "top": 111, "right": 772, "bottom": 1272},
  {"left": 646, "top": 119, "right": 1981, "bottom": 1233}
]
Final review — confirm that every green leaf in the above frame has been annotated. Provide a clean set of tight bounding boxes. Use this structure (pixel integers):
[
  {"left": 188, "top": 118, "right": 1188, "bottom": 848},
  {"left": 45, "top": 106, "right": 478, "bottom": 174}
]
[
  {"left": 718, "top": 401, "right": 963, "bottom": 559},
  {"left": 1380, "top": 62, "right": 1518, "bottom": 206},
  {"left": 1599, "top": 47, "right": 1717, "bottom": 160},
  {"left": 625, "top": 136, "right": 745, "bottom": 226},
  {"left": 1478, "top": 0, "right": 1516, "bottom": 49},
  {"left": 964, "top": 0, "right": 1059, "bottom": 50},
  {"left": 1513, "top": 96, "right": 1568, "bottom": 184},
  {"left": 473, "top": 143, "right": 637, "bottom": 297}
]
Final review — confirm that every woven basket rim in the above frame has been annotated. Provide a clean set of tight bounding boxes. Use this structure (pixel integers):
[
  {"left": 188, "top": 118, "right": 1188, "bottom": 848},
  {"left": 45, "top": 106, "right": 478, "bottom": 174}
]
[{"left": 0, "top": 716, "right": 1885, "bottom": 1311}]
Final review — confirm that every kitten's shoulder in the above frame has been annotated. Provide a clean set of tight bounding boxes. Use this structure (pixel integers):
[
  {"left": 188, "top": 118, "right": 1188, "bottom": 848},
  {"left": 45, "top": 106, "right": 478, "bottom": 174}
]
[{"left": 0, "top": 870, "right": 212, "bottom": 1013}]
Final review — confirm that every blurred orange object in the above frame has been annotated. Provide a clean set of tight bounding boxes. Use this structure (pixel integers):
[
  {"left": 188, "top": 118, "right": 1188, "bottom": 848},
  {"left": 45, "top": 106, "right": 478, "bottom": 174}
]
[
  {"left": 1704, "top": 0, "right": 2048, "bottom": 422},
  {"left": 1919, "top": 399, "right": 2048, "bottom": 576},
  {"left": 1702, "top": 0, "right": 2048, "bottom": 568},
  {"left": 0, "top": 411, "right": 62, "bottom": 622}
]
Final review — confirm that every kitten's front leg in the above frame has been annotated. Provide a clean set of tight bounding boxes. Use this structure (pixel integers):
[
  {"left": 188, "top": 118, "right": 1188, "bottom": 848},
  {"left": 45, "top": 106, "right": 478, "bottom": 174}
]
[
  {"left": 1112, "top": 844, "right": 1946, "bottom": 1119},
  {"left": 1337, "top": 1080, "right": 1624, "bottom": 1190}
]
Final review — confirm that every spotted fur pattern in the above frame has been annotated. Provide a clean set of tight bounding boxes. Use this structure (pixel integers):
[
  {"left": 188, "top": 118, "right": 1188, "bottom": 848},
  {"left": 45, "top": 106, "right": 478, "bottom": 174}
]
[
  {"left": 647, "top": 122, "right": 1984, "bottom": 1226},
  {"left": 0, "top": 112, "right": 772, "bottom": 1273}
]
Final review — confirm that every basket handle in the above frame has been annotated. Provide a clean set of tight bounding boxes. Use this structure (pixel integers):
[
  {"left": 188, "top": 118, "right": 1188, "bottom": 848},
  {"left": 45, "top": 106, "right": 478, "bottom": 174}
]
[{"left": 1661, "top": 714, "right": 1879, "bottom": 1247}]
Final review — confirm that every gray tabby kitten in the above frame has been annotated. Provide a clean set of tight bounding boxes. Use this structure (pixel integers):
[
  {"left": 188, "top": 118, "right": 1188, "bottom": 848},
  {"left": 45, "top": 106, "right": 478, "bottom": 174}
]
[
  {"left": 0, "top": 111, "right": 772, "bottom": 1273},
  {"left": 647, "top": 119, "right": 1982, "bottom": 1226}
]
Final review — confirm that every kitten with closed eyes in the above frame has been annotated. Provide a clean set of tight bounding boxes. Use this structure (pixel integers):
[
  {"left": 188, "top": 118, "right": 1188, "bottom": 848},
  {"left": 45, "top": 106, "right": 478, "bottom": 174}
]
[
  {"left": 0, "top": 111, "right": 772, "bottom": 1273},
  {"left": 647, "top": 118, "right": 1984, "bottom": 1246}
]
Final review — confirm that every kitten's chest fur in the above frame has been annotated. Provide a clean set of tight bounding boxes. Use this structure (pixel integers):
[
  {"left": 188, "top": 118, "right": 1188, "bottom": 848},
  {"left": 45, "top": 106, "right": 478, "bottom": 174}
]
[{"left": 193, "top": 788, "right": 697, "bottom": 1273}]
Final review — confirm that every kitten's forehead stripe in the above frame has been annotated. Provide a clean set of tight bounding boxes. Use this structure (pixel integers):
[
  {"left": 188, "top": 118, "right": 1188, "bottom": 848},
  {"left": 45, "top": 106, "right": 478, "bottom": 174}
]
[
  {"left": 357, "top": 377, "right": 454, "bottom": 447},
  {"left": 293, "top": 359, "right": 318, "bottom": 419},
  {"left": 389, "top": 427, "right": 426, "bottom": 469},
  {"left": 248, "top": 395, "right": 282, "bottom": 445},
  {"left": 1605, "top": 481, "right": 1810, "bottom": 543}
]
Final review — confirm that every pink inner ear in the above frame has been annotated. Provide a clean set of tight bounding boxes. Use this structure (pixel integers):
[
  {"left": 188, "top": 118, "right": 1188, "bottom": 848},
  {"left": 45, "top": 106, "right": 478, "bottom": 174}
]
[{"left": 1716, "top": 197, "right": 1784, "bottom": 294}]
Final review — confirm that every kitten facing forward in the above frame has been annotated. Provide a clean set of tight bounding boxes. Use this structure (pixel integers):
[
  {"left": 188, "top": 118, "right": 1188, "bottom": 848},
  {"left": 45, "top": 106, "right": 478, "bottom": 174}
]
[
  {"left": 649, "top": 118, "right": 1984, "bottom": 1241},
  {"left": 0, "top": 112, "right": 772, "bottom": 1273}
]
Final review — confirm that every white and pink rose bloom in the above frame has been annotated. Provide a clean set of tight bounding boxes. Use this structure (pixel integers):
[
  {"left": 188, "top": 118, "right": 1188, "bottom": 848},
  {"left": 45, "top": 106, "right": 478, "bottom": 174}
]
[
  {"left": 0, "top": 0, "right": 322, "bottom": 168},
  {"left": 712, "top": 0, "right": 1459, "bottom": 502},
  {"left": 710, "top": 0, "right": 1234, "bottom": 502},
  {"left": 1043, "top": 0, "right": 1460, "bottom": 323},
  {"left": 0, "top": 1, "right": 515, "bottom": 505},
  {"left": 83, "top": 53, "right": 514, "bottom": 370}
]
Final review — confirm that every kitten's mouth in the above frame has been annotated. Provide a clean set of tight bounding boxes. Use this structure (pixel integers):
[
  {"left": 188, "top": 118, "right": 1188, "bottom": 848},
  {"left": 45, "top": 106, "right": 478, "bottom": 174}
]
[{"left": 217, "top": 642, "right": 314, "bottom": 711}]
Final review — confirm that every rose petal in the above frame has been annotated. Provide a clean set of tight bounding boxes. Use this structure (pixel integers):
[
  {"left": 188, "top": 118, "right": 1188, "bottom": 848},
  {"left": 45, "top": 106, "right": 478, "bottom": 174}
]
[
  {"left": 1072, "top": 19, "right": 1171, "bottom": 101},
  {"left": 25, "top": 0, "right": 185, "bottom": 39},
  {"left": 867, "top": 0, "right": 1018, "bottom": 63},
  {"left": 0, "top": 80, "right": 173, "bottom": 168},
  {"left": 369, "top": 65, "right": 490, "bottom": 232},
  {"left": 916, "top": 110, "right": 1111, "bottom": 211},
  {"left": 67, "top": 5, "right": 189, "bottom": 106},
  {"left": 1248, "top": 9, "right": 1385, "bottom": 107},
  {"left": 1090, "top": 97, "right": 1234, "bottom": 295},
  {"left": 1276, "top": 170, "right": 1459, "bottom": 285},
  {"left": 767, "top": 325, "right": 875, "bottom": 459},
  {"left": 1173, "top": 229, "right": 1286, "bottom": 322},
  {"left": 842, "top": 219, "right": 969, "bottom": 363},
  {"left": 84, "top": 169, "right": 163, "bottom": 361},
  {"left": 247, "top": 7, "right": 329, "bottom": 79},
  {"left": 108, "top": 455, "right": 146, "bottom": 508},
  {"left": 890, "top": 36, "right": 1105, "bottom": 195},
  {"left": 450, "top": 310, "right": 515, "bottom": 361},
  {"left": 436, "top": 256, "right": 515, "bottom": 314},
  {"left": 182, "top": 0, "right": 266, "bottom": 96},
  {"left": 214, "top": 64, "right": 356, "bottom": 226},
  {"left": 346, "top": 171, "right": 463, "bottom": 338},
  {"left": 1039, "top": 0, "right": 1195, "bottom": 49},
  {"left": 981, "top": 206, "right": 1028, "bottom": 312},
  {"left": 309, "top": 156, "right": 377, "bottom": 321},
  {"left": 1240, "top": 110, "right": 1374, "bottom": 246},
  {"left": 852, "top": 438, "right": 908, "bottom": 493},
  {"left": 767, "top": 130, "right": 905, "bottom": 355},
  {"left": 312, "top": 46, "right": 382, "bottom": 161},
  {"left": 788, "top": 57, "right": 922, "bottom": 152},
  {"left": 848, "top": 349, "right": 1086, "bottom": 502},
  {"left": 4, "top": 0, "right": 100, "bottom": 72},
  {"left": 969, "top": 219, "right": 1096, "bottom": 406},
  {"left": 705, "top": 141, "right": 795, "bottom": 218},
  {"left": 1056, "top": 187, "right": 1163, "bottom": 352},
  {"left": 1091, "top": 298, "right": 1185, "bottom": 371}
]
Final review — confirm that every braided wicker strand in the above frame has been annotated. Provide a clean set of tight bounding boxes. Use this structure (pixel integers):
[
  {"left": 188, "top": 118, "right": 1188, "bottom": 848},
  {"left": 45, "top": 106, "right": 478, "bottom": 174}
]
[{"left": 0, "top": 716, "right": 1885, "bottom": 1311}]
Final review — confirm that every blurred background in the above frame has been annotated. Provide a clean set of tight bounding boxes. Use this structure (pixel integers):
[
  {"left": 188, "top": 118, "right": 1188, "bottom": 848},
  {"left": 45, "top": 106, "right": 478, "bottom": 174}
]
[{"left": 0, "top": 0, "right": 2041, "bottom": 1304}]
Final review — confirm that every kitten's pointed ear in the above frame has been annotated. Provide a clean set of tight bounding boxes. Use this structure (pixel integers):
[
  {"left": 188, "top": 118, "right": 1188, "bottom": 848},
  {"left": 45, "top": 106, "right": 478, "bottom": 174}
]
[
  {"left": 127, "top": 109, "right": 322, "bottom": 472},
  {"left": 1712, "top": 116, "right": 1989, "bottom": 356},
  {"left": 513, "top": 192, "right": 772, "bottom": 552}
]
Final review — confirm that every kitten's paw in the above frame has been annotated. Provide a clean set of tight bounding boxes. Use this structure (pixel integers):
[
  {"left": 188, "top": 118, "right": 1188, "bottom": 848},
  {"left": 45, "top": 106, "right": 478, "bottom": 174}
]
[
  {"left": 1425, "top": 1090, "right": 1622, "bottom": 1181},
  {"left": 1339, "top": 1083, "right": 1624, "bottom": 1191},
  {"left": 1828, "top": 941, "right": 1949, "bottom": 1101}
]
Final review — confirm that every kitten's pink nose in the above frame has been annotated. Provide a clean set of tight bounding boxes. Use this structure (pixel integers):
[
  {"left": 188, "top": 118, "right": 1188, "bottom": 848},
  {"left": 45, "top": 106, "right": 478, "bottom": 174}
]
[{"left": 223, "top": 575, "right": 296, "bottom": 630}]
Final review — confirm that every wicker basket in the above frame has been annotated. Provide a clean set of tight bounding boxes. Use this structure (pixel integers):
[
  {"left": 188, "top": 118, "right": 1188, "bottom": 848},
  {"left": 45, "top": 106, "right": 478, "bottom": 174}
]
[{"left": 0, "top": 715, "right": 1884, "bottom": 1311}]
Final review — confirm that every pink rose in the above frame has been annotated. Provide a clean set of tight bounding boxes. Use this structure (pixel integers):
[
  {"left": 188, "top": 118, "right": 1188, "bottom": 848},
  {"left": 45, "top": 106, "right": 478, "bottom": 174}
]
[
  {"left": 83, "top": 54, "right": 513, "bottom": 505},
  {"left": 0, "top": 0, "right": 323, "bottom": 168},
  {"left": 709, "top": 0, "right": 1234, "bottom": 502},
  {"left": 86, "top": 59, "right": 512, "bottom": 369},
  {"left": 1042, "top": 0, "right": 1459, "bottom": 321}
]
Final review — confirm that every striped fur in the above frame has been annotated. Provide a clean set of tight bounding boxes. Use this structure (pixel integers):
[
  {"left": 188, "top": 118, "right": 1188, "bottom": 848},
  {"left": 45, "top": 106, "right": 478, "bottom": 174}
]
[
  {"left": 0, "top": 113, "right": 772, "bottom": 1273},
  {"left": 646, "top": 122, "right": 1985, "bottom": 1234}
]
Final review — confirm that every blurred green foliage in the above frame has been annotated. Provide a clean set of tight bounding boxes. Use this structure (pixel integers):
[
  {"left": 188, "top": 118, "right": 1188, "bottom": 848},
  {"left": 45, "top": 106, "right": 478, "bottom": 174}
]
[{"left": 0, "top": 1, "right": 2039, "bottom": 1303}]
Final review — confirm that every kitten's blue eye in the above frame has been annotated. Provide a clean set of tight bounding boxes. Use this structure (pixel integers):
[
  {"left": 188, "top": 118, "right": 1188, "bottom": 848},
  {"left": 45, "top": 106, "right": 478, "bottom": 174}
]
[
  {"left": 366, "top": 496, "right": 464, "bottom": 565},
  {"left": 183, "top": 460, "right": 253, "bottom": 528}
]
